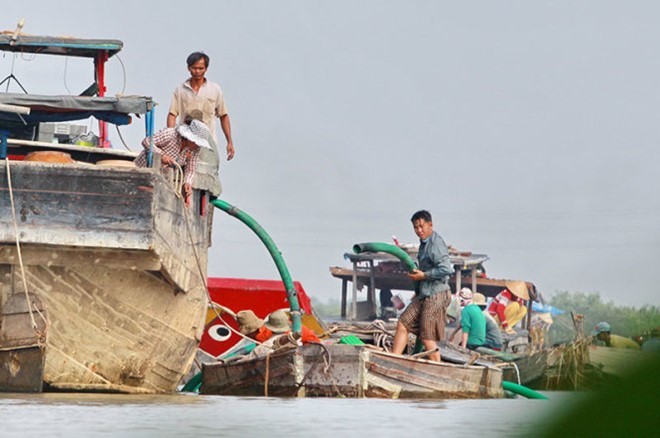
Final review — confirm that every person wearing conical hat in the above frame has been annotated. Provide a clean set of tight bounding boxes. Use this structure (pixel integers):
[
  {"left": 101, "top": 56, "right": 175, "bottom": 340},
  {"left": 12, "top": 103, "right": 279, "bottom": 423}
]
[
  {"left": 487, "top": 280, "right": 529, "bottom": 334},
  {"left": 134, "top": 119, "right": 212, "bottom": 207},
  {"left": 264, "top": 309, "right": 320, "bottom": 344},
  {"left": 236, "top": 309, "right": 273, "bottom": 342}
]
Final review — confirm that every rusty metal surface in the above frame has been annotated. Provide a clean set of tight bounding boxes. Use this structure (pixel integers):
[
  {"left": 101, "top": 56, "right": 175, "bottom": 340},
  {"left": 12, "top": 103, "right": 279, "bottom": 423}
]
[
  {"left": 0, "top": 347, "right": 45, "bottom": 392},
  {"left": 201, "top": 349, "right": 302, "bottom": 397}
]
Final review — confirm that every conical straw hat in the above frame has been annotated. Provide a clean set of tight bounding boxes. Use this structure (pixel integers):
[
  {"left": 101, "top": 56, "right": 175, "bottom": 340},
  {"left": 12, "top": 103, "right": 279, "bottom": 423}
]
[{"left": 505, "top": 280, "right": 530, "bottom": 300}]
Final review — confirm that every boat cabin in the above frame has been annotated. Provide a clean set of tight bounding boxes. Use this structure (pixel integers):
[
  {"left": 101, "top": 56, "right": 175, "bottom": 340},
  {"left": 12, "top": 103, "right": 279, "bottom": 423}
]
[{"left": 329, "top": 246, "right": 539, "bottom": 330}]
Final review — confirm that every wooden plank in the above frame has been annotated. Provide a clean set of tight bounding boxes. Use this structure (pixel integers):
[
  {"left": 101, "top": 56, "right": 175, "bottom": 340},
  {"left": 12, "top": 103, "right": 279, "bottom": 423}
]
[
  {"left": 0, "top": 163, "right": 154, "bottom": 249},
  {"left": 0, "top": 162, "right": 212, "bottom": 293},
  {"left": 366, "top": 350, "right": 503, "bottom": 399},
  {"left": 0, "top": 246, "right": 161, "bottom": 271}
]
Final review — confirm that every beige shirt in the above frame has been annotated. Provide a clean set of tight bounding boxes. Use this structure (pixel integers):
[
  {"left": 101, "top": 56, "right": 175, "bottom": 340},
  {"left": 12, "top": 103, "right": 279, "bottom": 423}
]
[{"left": 168, "top": 78, "right": 228, "bottom": 141}]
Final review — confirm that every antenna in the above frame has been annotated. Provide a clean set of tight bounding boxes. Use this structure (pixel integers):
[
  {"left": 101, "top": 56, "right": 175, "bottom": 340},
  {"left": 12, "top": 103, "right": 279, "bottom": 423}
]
[{"left": 1, "top": 19, "right": 28, "bottom": 93}]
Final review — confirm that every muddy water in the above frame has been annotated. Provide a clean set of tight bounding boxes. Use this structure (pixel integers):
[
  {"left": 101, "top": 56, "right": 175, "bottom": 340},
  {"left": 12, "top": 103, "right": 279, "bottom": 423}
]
[{"left": 0, "top": 391, "right": 585, "bottom": 437}]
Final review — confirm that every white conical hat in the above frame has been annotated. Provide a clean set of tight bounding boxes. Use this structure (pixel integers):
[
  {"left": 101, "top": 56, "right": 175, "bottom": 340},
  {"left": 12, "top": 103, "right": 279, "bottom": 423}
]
[{"left": 177, "top": 119, "right": 211, "bottom": 149}]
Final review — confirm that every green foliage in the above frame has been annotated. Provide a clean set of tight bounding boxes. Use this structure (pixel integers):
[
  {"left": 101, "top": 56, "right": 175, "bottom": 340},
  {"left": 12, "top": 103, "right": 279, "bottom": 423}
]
[
  {"left": 310, "top": 296, "right": 341, "bottom": 319},
  {"left": 547, "top": 291, "right": 660, "bottom": 344}
]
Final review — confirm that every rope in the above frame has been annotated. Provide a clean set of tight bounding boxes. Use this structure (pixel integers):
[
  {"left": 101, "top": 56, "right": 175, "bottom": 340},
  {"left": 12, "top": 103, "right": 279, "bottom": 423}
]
[
  {"left": 511, "top": 361, "right": 521, "bottom": 385},
  {"left": 298, "top": 342, "right": 344, "bottom": 397},
  {"left": 328, "top": 320, "right": 395, "bottom": 351},
  {"left": 170, "top": 162, "right": 184, "bottom": 200},
  {"left": 114, "top": 125, "right": 134, "bottom": 151},
  {"left": 4, "top": 158, "right": 39, "bottom": 332},
  {"left": 32, "top": 300, "right": 49, "bottom": 347},
  {"left": 264, "top": 352, "right": 271, "bottom": 397},
  {"left": 296, "top": 343, "right": 325, "bottom": 389}
]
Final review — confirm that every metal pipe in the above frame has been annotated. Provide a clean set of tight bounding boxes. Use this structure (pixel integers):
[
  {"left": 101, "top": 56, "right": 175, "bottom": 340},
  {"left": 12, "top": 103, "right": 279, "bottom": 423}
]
[
  {"left": 0, "top": 103, "right": 30, "bottom": 114},
  {"left": 146, "top": 108, "right": 155, "bottom": 166},
  {"left": 0, "top": 129, "right": 8, "bottom": 159},
  {"left": 211, "top": 198, "right": 302, "bottom": 334}
]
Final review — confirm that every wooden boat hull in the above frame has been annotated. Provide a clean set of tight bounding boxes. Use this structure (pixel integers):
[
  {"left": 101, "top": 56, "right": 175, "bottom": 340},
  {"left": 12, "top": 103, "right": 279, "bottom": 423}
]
[
  {"left": 502, "top": 349, "right": 550, "bottom": 385},
  {"left": 0, "top": 161, "right": 210, "bottom": 393},
  {"left": 588, "top": 345, "right": 655, "bottom": 377},
  {"left": 201, "top": 344, "right": 503, "bottom": 399}
]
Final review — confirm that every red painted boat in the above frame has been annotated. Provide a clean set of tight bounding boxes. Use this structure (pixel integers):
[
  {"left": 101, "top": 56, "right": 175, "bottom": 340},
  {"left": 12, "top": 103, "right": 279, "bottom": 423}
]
[{"left": 199, "top": 277, "right": 322, "bottom": 359}]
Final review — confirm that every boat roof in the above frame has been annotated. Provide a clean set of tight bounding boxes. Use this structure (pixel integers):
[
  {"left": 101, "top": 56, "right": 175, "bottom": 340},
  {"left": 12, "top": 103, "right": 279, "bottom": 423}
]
[
  {"left": 0, "top": 93, "right": 154, "bottom": 117},
  {"left": 332, "top": 246, "right": 540, "bottom": 301},
  {"left": 0, "top": 33, "right": 123, "bottom": 58}
]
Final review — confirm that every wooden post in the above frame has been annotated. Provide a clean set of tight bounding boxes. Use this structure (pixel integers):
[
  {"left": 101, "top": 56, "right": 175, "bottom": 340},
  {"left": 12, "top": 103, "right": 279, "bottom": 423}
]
[
  {"left": 94, "top": 50, "right": 110, "bottom": 148},
  {"left": 471, "top": 268, "right": 477, "bottom": 294},
  {"left": 525, "top": 298, "right": 533, "bottom": 330},
  {"left": 341, "top": 279, "right": 347, "bottom": 318},
  {"left": 455, "top": 266, "right": 462, "bottom": 294},
  {"left": 351, "top": 260, "right": 358, "bottom": 321},
  {"left": 368, "top": 260, "right": 376, "bottom": 319}
]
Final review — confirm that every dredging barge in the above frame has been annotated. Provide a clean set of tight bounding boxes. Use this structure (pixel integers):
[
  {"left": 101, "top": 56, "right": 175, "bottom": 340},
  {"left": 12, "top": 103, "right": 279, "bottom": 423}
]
[{"left": 0, "top": 29, "right": 218, "bottom": 393}]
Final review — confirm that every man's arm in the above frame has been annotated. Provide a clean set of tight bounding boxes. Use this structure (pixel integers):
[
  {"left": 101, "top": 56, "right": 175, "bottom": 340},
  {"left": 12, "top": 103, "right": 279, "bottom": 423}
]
[
  {"left": 140, "top": 135, "right": 165, "bottom": 156},
  {"left": 449, "top": 324, "right": 461, "bottom": 343},
  {"left": 220, "top": 114, "right": 234, "bottom": 160},
  {"left": 167, "top": 113, "right": 177, "bottom": 128},
  {"left": 167, "top": 89, "right": 180, "bottom": 128},
  {"left": 461, "top": 312, "right": 471, "bottom": 348},
  {"left": 461, "top": 332, "right": 469, "bottom": 349}
]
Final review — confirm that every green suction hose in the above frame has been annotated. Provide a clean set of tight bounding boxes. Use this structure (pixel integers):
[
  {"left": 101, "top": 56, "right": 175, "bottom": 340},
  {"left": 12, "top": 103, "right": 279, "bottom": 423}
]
[
  {"left": 502, "top": 381, "right": 548, "bottom": 399},
  {"left": 211, "top": 198, "right": 301, "bottom": 334},
  {"left": 352, "top": 242, "right": 417, "bottom": 272}
]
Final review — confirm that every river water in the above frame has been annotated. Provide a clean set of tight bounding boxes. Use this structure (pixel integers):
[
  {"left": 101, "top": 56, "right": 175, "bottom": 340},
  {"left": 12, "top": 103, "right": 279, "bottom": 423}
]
[{"left": 0, "top": 391, "right": 581, "bottom": 437}]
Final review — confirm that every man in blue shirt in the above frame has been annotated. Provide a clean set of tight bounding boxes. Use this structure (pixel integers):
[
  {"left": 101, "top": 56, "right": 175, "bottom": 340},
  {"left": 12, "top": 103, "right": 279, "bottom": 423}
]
[{"left": 392, "top": 210, "right": 454, "bottom": 362}]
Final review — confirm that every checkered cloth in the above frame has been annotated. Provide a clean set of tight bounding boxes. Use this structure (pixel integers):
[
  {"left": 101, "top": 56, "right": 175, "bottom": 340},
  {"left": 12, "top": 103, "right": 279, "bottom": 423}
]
[{"left": 399, "top": 290, "right": 451, "bottom": 341}]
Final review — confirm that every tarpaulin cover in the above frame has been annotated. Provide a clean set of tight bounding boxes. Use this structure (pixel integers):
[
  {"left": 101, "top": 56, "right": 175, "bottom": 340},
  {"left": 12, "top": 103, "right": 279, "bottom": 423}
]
[{"left": 0, "top": 93, "right": 153, "bottom": 115}]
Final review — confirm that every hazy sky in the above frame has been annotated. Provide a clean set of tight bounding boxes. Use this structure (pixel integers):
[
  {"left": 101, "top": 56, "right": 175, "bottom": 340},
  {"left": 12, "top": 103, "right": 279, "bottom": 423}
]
[{"left": 2, "top": 1, "right": 659, "bottom": 307}]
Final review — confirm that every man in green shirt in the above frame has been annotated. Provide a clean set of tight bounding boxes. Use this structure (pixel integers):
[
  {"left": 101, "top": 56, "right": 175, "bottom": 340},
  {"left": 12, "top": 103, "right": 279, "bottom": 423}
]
[{"left": 458, "top": 288, "right": 486, "bottom": 350}]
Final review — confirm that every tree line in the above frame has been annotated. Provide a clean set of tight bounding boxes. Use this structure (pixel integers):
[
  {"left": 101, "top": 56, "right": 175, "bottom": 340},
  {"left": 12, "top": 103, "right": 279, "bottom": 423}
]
[{"left": 548, "top": 291, "right": 660, "bottom": 344}]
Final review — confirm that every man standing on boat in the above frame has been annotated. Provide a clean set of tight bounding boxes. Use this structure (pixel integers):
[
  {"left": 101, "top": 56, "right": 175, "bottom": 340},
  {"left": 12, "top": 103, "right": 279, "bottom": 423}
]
[
  {"left": 167, "top": 51, "right": 235, "bottom": 161},
  {"left": 392, "top": 210, "right": 454, "bottom": 362}
]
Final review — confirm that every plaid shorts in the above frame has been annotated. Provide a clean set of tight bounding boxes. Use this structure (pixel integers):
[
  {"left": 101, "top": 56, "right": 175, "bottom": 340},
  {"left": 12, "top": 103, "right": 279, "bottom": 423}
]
[{"left": 399, "top": 290, "right": 451, "bottom": 341}]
